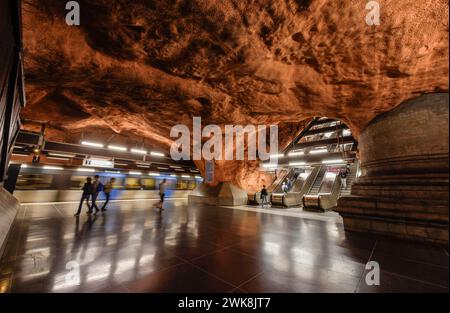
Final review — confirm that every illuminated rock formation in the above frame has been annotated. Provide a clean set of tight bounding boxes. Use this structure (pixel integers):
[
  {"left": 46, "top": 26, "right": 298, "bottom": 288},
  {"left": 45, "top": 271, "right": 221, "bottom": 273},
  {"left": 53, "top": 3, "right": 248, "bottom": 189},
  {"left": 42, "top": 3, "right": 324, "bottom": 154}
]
[{"left": 20, "top": 0, "right": 449, "bottom": 190}]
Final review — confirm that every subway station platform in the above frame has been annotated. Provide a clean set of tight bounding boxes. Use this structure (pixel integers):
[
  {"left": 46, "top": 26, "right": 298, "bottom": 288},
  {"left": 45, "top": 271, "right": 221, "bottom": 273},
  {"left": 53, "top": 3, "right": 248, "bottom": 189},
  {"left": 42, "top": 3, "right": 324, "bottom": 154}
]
[{"left": 0, "top": 200, "right": 448, "bottom": 293}]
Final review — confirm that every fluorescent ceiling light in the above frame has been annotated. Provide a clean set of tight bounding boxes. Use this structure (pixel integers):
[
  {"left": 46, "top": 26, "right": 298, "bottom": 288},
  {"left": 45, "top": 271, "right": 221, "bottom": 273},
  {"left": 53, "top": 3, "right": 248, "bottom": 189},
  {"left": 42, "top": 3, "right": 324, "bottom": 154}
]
[
  {"left": 81, "top": 141, "right": 104, "bottom": 148},
  {"left": 148, "top": 172, "right": 159, "bottom": 176},
  {"left": 129, "top": 171, "right": 142, "bottom": 175},
  {"left": 137, "top": 165, "right": 151, "bottom": 168},
  {"left": 289, "top": 162, "right": 306, "bottom": 166},
  {"left": 322, "top": 159, "right": 344, "bottom": 164},
  {"left": 158, "top": 167, "right": 169, "bottom": 170},
  {"left": 77, "top": 168, "right": 95, "bottom": 172},
  {"left": 150, "top": 151, "right": 164, "bottom": 157},
  {"left": 310, "top": 149, "right": 328, "bottom": 154},
  {"left": 105, "top": 170, "right": 121, "bottom": 174},
  {"left": 170, "top": 165, "right": 182, "bottom": 169},
  {"left": 181, "top": 175, "right": 190, "bottom": 178},
  {"left": 175, "top": 169, "right": 185, "bottom": 172},
  {"left": 48, "top": 153, "right": 75, "bottom": 158},
  {"left": 130, "top": 149, "right": 147, "bottom": 154},
  {"left": 114, "top": 162, "right": 128, "bottom": 166},
  {"left": 43, "top": 166, "right": 64, "bottom": 170},
  {"left": 288, "top": 151, "right": 304, "bottom": 157},
  {"left": 195, "top": 176, "right": 203, "bottom": 179},
  {"left": 108, "top": 145, "right": 127, "bottom": 152},
  {"left": 170, "top": 174, "right": 177, "bottom": 177},
  {"left": 47, "top": 157, "right": 69, "bottom": 161},
  {"left": 262, "top": 163, "right": 278, "bottom": 168}
]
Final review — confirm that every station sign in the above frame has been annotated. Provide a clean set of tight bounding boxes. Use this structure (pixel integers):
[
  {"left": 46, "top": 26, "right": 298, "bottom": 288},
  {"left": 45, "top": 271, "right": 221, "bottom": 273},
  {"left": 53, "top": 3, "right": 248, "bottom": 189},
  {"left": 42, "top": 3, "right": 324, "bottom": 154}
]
[{"left": 83, "top": 158, "right": 114, "bottom": 168}]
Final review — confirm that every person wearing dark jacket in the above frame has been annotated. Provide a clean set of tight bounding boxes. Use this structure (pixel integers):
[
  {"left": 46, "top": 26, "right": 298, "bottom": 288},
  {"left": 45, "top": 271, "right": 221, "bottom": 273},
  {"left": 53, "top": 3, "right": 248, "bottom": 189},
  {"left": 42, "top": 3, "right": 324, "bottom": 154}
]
[
  {"left": 90, "top": 175, "right": 104, "bottom": 214},
  {"left": 75, "top": 177, "right": 94, "bottom": 216},
  {"left": 260, "top": 185, "right": 269, "bottom": 208}
]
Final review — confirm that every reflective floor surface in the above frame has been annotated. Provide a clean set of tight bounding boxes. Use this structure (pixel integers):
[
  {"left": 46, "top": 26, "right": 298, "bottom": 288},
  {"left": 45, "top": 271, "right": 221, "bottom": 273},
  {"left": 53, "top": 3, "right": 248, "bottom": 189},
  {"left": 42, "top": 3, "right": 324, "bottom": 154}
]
[{"left": 0, "top": 199, "right": 448, "bottom": 293}]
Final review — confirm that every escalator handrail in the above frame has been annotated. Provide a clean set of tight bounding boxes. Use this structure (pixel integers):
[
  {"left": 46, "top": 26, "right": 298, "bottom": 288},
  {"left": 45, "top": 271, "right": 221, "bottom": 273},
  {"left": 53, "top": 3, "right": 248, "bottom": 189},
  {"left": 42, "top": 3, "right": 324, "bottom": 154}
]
[
  {"left": 307, "top": 165, "right": 324, "bottom": 194},
  {"left": 268, "top": 168, "right": 295, "bottom": 193}
]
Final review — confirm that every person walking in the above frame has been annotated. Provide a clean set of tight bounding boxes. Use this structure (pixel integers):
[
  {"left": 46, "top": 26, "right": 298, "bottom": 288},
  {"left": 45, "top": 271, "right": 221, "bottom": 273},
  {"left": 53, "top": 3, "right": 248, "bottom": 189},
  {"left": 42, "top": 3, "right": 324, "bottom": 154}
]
[
  {"left": 156, "top": 179, "right": 167, "bottom": 211},
  {"left": 260, "top": 185, "right": 269, "bottom": 208},
  {"left": 75, "top": 177, "right": 93, "bottom": 216},
  {"left": 90, "top": 175, "right": 104, "bottom": 214},
  {"left": 281, "top": 181, "right": 288, "bottom": 193},
  {"left": 340, "top": 168, "right": 348, "bottom": 189},
  {"left": 101, "top": 177, "right": 115, "bottom": 212}
]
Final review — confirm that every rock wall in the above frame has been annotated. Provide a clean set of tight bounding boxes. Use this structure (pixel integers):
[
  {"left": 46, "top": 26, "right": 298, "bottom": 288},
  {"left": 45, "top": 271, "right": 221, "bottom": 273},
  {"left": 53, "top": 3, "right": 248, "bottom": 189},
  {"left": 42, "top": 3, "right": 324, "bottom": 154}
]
[{"left": 19, "top": 0, "right": 449, "bottom": 189}]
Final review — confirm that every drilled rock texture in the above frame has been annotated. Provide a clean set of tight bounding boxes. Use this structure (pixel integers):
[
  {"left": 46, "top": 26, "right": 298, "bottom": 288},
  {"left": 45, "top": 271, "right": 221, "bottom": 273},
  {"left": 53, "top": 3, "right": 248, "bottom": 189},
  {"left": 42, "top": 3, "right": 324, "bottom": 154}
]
[{"left": 20, "top": 0, "right": 449, "bottom": 190}]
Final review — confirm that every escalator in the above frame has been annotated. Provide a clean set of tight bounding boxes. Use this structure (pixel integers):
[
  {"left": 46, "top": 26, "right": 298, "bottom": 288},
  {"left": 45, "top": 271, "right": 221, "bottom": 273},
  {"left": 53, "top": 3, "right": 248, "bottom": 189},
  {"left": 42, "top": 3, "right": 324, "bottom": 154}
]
[
  {"left": 271, "top": 166, "right": 320, "bottom": 207},
  {"left": 306, "top": 166, "right": 327, "bottom": 195},
  {"left": 270, "top": 168, "right": 296, "bottom": 206},
  {"left": 248, "top": 167, "right": 291, "bottom": 205},
  {"left": 303, "top": 168, "right": 342, "bottom": 212}
]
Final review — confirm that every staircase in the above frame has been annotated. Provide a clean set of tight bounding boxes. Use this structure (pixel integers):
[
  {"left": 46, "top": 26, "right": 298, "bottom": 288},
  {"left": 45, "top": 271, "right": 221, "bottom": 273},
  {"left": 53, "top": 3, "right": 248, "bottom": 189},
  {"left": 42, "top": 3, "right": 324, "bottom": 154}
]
[
  {"left": 338, "top": 163, "right": 358, "bottom": 197},
  {"left": 308, "top": 166, "right": 327, "bottom": 195}
]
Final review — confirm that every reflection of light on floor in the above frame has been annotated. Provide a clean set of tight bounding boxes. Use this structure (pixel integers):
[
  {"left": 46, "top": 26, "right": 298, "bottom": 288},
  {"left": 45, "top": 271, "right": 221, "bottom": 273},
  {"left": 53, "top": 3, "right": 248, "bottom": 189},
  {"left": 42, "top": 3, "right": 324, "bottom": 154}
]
[
  {"left": 271, "top": 258, "right": 289, "bottom": 272},
  {"left": 115, "top": 258, "right": 136, "bottom": 275},
  {"left": 138, "top": 253, "right": 155, "bottom": 266},
  {"left": 24, "top": 247, "right": 51, "bottom": 257},
  {"left": 21, "top": 270, "right": 50, "bottom": 282},
  {"left": 138, "top": 254, "right": 157, "bottom": 276},
  {"left": 106, "top": 234, "right": 118, "bottom": 245},
  {"left": 26, "top": 235, "right": 50, "bottom": 242},
  {"left": 129, "top": 226, "right": 144, "bottom": 241},
  {"left": 63, "top": 233, "right": 74, "bottom": 240},
  {"left": 52, "top": 273, "right": 79, "bottom": 292},
  {"left": 144, "top": 220, "right": 153, "bottom": 228},
  {"left": 76, "top": 247, "right": 101, "bottom": 265},
  {"left": 87, "top": 264, "right": 111, "bottom": 282},
  {"left": 291, "top": 262, "right": 316, "bottom": 281},
  {"left": 263, "top": 242, "right": 280, "bottom": 256},
  {"left": 290, "top": 248, "right": 315, "bottom": 266},
  {"left": 0, "top": 279, "right": 10, "bottom": 293}
]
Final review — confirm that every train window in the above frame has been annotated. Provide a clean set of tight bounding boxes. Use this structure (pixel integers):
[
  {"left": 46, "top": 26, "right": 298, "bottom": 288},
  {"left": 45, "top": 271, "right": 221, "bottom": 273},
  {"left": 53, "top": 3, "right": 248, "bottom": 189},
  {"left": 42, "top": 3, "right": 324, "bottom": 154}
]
[
  {"left": 15, "top": 174, "right": 53, "bottom": 190},
  {"left": 125, "top": 177, "right": 142, "bottom": 189},
  {"left": 188, "top": 180, "right": 197, "bottom": 190},
  {"left": 70, "top": 175, "right": 87, "bottom": 189},
  {"left": 141, "top": 178, "right": 156, "bottom": 190},
  {"left": 177, "top": 180, "right": 189, "bottom": 190},
  {"left": 111, "top": 177, "right": 124, "bottom": 189}
]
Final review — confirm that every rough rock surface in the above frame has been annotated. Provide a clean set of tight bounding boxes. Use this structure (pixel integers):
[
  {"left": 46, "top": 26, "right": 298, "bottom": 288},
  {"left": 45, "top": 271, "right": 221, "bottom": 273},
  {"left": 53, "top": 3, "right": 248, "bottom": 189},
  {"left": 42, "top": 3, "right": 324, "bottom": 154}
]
[{"left": 20, "top": 0, "right": 449, "bottom": 190}]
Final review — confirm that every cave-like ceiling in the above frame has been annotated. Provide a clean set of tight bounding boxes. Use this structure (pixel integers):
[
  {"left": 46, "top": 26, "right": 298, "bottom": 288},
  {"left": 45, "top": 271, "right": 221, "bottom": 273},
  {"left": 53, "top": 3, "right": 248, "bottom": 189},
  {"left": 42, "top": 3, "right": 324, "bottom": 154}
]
[{"left": 20, "top": 0, "right": 449, "bottom": 188}]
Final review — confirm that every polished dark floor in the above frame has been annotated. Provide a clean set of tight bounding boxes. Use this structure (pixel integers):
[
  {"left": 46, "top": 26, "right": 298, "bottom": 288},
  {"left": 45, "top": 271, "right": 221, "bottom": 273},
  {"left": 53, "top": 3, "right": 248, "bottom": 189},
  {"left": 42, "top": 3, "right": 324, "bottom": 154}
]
[{"left": 0, "top": 200, "right": 448, "bottom": 293}]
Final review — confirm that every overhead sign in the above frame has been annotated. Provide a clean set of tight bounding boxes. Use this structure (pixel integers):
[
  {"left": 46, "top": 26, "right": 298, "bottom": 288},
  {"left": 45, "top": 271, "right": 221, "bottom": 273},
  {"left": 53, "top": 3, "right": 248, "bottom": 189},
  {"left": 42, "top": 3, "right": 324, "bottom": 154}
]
[{"left": 83, "top": 158, "right": 114, "bottom": 168}]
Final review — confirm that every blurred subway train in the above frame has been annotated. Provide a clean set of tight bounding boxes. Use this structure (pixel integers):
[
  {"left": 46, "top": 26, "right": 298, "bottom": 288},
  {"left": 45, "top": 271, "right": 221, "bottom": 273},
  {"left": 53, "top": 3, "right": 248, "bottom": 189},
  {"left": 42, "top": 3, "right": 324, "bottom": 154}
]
[{"left": 12, "top": 165, "right": 202, "bottom": 204}]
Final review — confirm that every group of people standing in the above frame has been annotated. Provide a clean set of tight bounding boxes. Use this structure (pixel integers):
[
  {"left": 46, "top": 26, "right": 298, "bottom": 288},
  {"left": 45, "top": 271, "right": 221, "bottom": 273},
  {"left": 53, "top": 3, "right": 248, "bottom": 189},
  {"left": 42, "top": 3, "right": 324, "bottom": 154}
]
[
  {"left": 74, "top": 176, "right": 169, "bottom": 216},
  {"left": 74, "top": 175, "right": 115, "bottom": 216}
]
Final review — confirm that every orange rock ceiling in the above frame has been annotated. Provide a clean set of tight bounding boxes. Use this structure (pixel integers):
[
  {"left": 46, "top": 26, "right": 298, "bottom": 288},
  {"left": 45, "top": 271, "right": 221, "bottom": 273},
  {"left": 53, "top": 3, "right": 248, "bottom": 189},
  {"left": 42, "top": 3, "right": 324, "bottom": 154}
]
[{"left": 20, "top": 0, "right": 449, "bottom": 190}]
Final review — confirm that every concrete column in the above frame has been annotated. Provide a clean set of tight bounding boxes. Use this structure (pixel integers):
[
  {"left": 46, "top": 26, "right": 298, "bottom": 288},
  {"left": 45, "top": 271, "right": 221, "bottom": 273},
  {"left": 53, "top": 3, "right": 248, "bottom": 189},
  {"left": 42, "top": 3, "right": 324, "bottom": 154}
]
[{"left": 335, "top": 93, "right": 449, "bottom": 245}]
